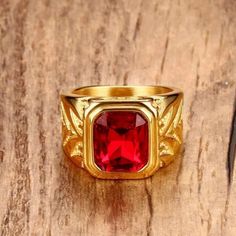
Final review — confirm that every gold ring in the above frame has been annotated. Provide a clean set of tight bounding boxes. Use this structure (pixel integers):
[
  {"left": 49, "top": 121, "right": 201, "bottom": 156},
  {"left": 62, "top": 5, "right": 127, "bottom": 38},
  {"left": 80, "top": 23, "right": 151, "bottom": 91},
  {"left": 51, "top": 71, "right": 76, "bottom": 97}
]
[{"left": 60, "top": 86, "right": 183, "bottom": 179}]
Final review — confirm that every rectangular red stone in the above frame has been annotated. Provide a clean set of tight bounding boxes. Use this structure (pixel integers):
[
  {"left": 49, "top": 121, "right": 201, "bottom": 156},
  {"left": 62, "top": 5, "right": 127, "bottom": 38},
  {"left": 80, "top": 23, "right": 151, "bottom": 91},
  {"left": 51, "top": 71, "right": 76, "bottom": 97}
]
[{"left": 93, "top": 110, "right": 149, "bottom": 172}]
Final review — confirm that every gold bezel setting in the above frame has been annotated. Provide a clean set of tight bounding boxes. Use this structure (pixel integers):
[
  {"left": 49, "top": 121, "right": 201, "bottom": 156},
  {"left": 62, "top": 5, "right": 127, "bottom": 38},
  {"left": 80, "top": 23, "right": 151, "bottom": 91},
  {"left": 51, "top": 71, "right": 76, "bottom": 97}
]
[{"left": 84, "top": 101, "right": 159, "bottom": 179}]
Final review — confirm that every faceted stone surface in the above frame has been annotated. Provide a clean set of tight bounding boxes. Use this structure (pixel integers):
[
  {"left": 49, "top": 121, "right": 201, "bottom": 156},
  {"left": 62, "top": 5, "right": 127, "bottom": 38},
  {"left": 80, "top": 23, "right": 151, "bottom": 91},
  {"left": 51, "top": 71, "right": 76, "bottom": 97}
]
[{"left": 93, "top": 110, "right": 149, "bottom": 172}]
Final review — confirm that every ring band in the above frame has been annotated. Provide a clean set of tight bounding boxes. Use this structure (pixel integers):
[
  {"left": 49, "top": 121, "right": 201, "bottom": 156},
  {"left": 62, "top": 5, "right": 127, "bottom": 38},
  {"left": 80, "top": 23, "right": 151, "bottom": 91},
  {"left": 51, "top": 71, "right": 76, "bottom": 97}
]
[{"left": 60, "top": 86, "right": 183, "bottom": 179}]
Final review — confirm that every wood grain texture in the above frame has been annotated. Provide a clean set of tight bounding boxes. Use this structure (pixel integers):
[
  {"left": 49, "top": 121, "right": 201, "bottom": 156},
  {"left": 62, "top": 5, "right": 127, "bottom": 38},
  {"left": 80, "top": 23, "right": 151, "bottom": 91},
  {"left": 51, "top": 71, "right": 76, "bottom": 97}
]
[{"left": 0, "top": 0, "right": 236, "bottom": 235}]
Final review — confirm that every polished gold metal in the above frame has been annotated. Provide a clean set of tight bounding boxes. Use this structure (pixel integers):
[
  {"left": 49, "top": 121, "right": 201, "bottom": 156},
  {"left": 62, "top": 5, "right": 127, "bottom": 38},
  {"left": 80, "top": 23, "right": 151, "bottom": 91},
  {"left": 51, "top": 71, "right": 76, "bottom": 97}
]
[{"left": 60, "top": 86, "right": 183, "bottom": 179}]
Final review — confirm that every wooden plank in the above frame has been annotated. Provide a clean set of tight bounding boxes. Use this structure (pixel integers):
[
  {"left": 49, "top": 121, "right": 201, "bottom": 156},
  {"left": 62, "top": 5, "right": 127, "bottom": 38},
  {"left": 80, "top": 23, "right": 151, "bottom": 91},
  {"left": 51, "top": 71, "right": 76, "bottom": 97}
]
[{"left": 0, "top": 0, "right": 235, "bottom": 235}]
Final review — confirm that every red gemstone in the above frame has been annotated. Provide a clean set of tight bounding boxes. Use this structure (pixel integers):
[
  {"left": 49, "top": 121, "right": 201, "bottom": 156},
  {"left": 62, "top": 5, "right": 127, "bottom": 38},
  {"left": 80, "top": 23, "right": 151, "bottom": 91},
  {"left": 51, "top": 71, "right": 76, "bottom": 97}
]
[{"left": 93, "top": 111, "right": 149, "bottom": 172}]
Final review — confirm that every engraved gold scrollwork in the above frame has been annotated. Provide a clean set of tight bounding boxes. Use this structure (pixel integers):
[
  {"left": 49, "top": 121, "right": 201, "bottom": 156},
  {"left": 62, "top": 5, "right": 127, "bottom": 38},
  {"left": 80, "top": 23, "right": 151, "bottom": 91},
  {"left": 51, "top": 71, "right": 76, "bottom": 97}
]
[
  {"left": 60, "top": 97, "right": 89, "bottom": 166},
  {"left": 153, "top": 95, "right": 183, "bottom": 166}
]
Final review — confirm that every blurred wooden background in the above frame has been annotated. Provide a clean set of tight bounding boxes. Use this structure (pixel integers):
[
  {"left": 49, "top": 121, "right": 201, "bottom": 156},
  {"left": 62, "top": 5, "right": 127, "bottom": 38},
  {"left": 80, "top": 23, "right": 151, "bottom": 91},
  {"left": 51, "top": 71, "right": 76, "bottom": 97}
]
[{"left": 0, "top": 0, "right": 236, "bottom": 235}]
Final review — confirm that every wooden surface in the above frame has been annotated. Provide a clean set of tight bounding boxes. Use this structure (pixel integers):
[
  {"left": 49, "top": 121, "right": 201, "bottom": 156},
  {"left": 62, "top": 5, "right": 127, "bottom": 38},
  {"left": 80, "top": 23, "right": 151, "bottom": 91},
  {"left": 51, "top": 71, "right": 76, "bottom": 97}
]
[{"left": 0, "top": 0, "right": 236, "bottom": 235}]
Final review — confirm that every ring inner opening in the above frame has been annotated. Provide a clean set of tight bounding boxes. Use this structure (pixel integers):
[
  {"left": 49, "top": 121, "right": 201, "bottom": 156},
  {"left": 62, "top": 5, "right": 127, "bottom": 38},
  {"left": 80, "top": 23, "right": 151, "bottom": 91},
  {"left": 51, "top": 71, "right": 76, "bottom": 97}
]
[{"left": 73, "top": 86, "right": 173, "bottom": 97}]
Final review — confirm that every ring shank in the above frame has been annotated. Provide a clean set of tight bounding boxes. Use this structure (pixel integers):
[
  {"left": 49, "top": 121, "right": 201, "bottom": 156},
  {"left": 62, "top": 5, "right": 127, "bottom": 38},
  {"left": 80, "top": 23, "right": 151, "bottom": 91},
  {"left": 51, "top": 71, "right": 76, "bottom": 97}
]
[{"left": 72, "top": 85, "right": 175, "bottom": 97}]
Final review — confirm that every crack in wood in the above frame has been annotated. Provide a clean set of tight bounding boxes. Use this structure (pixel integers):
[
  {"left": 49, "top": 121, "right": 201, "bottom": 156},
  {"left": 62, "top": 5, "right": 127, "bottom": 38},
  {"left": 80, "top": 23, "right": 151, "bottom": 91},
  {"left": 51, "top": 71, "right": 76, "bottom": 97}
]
[
  {"left": 133, "top": 12, "right": 142, "bottom": 41},
  {"left": 123, "top": 71, "right": 129, "bottom": 85},
  {"left": 197, "top": 134, "right": 203, "bottom": 195},
  {"left": 195, "top": 60, "right": 200, "bottom": 87},
  {"left": 227, "top": 98, "right": 236, "bottom": 185},
  {"left": 221, "top": 96, "right": 236, "bottom": 230},
  {"left": 160, "top": 35, "right": 169, "bottom": 74}
]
